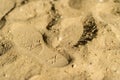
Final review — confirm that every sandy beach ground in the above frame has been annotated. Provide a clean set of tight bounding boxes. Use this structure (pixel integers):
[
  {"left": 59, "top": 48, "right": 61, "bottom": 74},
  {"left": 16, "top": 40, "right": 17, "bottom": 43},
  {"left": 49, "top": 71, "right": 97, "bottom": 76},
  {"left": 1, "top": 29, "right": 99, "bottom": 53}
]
[{"left": 0, "top": 0, "right": 120, "bottom": 80}]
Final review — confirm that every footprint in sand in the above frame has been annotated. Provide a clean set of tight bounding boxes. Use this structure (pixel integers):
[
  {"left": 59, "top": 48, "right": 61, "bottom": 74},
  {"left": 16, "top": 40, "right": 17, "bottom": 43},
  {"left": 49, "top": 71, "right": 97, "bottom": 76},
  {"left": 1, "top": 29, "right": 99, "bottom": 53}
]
[{"left": 10, "top": 22, "right": 71, "bottom": 67}]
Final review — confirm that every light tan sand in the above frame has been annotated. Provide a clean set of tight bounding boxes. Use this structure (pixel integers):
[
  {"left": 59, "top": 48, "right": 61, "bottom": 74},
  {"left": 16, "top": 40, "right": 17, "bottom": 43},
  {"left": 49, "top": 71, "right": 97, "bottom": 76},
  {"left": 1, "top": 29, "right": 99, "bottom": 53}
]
[{"left": 0, "top": 0, "right": 120, "bottom": 80}]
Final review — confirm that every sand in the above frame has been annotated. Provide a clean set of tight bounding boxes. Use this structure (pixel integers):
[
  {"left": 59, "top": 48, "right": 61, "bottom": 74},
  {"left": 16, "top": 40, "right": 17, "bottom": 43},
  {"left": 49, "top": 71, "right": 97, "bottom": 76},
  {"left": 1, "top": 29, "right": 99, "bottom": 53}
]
[{"left": 0, "top": 0, "right": 120, "bottom": 80}]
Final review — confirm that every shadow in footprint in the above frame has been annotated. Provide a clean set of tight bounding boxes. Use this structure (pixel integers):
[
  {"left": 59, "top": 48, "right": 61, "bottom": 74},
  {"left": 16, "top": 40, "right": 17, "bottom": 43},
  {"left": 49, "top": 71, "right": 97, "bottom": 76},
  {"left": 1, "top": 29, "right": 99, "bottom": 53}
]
[
  {"left": 74, "top": 15, "right": 98, "bottom": 47},
  {"left": 0, "top": 40, "right": 13, "bottom": 56}
]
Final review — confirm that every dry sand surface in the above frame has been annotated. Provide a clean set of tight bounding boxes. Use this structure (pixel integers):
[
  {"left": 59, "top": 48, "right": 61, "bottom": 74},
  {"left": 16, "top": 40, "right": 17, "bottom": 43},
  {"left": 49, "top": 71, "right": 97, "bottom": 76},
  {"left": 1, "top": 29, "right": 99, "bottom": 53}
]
[{"left": 0, "top": 0, "right": 120, "bottom": 80}]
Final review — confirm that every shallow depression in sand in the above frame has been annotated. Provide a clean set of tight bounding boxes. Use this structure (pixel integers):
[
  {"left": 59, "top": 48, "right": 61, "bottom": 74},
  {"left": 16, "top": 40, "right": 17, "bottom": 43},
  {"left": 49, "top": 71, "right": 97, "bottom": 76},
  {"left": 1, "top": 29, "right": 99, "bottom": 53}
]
[{"left": 0, "top": 0, "right": 120, "bottom": 80}]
